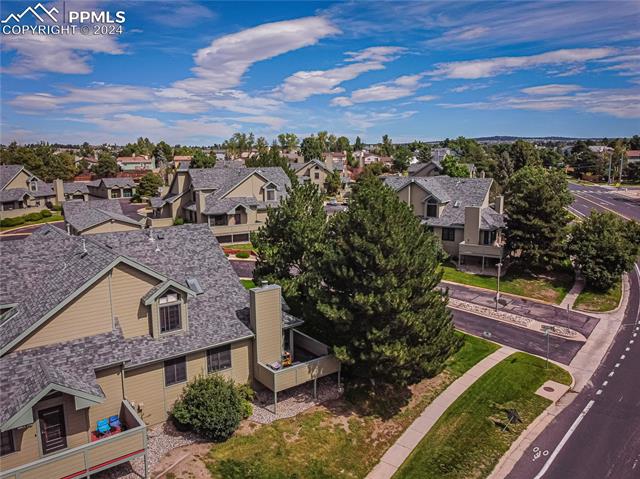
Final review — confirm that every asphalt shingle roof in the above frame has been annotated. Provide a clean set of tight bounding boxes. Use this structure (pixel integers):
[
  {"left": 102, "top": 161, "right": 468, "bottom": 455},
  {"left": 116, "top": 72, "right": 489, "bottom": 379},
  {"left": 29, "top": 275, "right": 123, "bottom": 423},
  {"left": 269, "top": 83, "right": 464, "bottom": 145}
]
[
  {"left": 384, "top": 176, "right": 503, "bottom": 229},
  {"left": 0, "top": 165, "right": 54, "bottom": 198},
  {"left": 63, "top": 200, "right": 141, "bottom": 232}
]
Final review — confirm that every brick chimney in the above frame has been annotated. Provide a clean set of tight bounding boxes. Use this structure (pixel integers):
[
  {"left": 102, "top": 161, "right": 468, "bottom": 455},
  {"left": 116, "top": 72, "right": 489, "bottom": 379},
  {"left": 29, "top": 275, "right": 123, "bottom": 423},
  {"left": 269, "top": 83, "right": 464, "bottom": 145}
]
[
  {"left": 52, "top": 178, "right": 65, "bottom": 204},
  {"left": 250, "top": 284, "right": 283, "bottom": 365}
]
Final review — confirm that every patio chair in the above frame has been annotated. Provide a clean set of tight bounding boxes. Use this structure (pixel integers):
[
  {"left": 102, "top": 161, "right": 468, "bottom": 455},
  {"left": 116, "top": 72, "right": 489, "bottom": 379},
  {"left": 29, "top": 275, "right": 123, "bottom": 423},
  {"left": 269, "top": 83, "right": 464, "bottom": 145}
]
[
  {"left": 96, "top": 418, "right": 110, "bottom": 435},
  {"left": 108, "top": 415, "right": 121, "bottom": 429}
]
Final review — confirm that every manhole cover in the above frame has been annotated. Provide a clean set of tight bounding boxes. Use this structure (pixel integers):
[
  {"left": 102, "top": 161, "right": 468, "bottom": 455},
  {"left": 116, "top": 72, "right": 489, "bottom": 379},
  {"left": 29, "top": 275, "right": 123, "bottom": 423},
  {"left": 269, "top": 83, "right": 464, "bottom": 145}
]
[{"left": 543, "top": 386, "right": 555, "bottom": 392}]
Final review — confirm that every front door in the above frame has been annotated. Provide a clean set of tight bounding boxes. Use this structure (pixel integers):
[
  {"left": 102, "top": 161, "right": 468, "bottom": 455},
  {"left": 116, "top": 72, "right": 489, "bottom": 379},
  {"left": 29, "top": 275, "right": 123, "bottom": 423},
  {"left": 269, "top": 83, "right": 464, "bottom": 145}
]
[{"left": 38, "top": 406, "right": 67, "bottom": 455}]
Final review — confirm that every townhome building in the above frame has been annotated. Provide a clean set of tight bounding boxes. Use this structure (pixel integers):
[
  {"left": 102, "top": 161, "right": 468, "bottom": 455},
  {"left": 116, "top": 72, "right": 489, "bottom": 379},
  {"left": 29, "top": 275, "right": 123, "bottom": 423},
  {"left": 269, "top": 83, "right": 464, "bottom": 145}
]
[
  {"left": 116, "top": 155, "right": 155, "bottom": 172},
  {"left": 0, "top": 165, "right": 62, "bottom": 218},
  {"left": 0, "top": 224, "right": 339, "bottom": 479},
  {"left": 87, "top": 178, "right": 137, "bottom": 200},
  {"left": 384, "top": 176, "right": 505, "bottom": 272},
  {"left": 63, "top": 200, "right": 145, "bottom": 235},
  {"left": 149, "top": 167, "right": 291, "bottom": 243}
]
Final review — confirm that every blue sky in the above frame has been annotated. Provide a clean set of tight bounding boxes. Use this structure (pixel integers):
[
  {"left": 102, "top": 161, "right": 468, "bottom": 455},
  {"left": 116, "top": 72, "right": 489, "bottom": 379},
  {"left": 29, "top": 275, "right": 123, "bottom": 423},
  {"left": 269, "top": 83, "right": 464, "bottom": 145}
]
[{"left": 1, "top": 0, "right": 639, "bottom": 145}]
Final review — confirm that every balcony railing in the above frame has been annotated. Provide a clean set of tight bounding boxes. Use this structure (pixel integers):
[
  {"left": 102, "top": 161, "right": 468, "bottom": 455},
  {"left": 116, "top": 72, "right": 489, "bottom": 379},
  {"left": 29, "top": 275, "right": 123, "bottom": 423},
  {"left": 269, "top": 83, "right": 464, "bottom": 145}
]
[
  {"left": 209, "top": 222, "right": 262, "bottom": 236},
  {"left": 0, "top": 401, "right": 147, "bottom": 479},
  {"left": 458, "top": 241, "right": 504, "bottom": 258},
  {"left": 255, "top": 330, "right": 340, "bottom": 395}
]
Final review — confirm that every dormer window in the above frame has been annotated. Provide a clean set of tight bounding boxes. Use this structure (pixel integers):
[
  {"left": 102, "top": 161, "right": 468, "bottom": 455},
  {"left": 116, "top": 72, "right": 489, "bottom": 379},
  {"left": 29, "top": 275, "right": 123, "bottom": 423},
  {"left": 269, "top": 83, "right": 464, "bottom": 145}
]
[
  {"left": 159, "top": 291, "right": 182, "bottom": 333},
  {"left": 29, "top": 179, "right": 38, "bottom": 192},
  {"left": 425, "top": 197, "right": 438, "bottom": 218},
  {"left": 265, "top": 185, "right": 276, "bottom": 201}
]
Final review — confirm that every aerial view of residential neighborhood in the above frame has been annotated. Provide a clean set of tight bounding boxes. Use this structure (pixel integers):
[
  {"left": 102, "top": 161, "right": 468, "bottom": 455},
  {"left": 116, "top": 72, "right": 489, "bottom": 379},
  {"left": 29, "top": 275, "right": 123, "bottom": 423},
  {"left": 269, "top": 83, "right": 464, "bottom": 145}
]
[{"left": 0, "top": 1, "right": 639, "bottom": 479}]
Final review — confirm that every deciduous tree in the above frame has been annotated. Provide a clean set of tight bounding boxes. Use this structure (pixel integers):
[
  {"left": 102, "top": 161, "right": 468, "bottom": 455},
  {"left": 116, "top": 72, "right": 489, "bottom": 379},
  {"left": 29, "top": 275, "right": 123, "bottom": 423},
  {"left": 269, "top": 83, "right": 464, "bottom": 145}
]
[
  {"left": 441, "top": 155, "right": 470, "bottom": 177},
  {"left": 137, "top": 172, "right": 164, "bottom": 197}
]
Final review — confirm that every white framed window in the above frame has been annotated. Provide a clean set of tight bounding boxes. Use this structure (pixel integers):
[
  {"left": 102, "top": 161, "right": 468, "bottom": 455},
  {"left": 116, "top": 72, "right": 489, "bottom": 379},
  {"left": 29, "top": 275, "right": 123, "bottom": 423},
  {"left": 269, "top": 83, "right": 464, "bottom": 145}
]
[{"left": 159, "top": 292, "right": 181, "bottom": 333}]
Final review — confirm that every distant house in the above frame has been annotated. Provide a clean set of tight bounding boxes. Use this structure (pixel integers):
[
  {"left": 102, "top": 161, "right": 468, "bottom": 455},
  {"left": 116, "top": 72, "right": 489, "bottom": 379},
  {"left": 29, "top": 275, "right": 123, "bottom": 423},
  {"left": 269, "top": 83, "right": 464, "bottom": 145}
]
[
  {"left": 117, "top": 155, "right": 155, "bottom": 171},
  {"left": 0, "top": 165, "right": 62, "bottom": 218},
  {"left": 149, "top": 167, "right": 291, "bottom": 243},
  {"left": 87, "top": 178, "right": 137, "bottom": 199},
  {"left": 408, "top": 156, "right": 476, "bottom": 178},
  {"left": 626, "top": 150, "right": 640, "bottom": 163},
  {"left": 290, "top": 159, "right": 334, "bottom": 192},
  {"left": 588, "top": 145, "right": 614, "bottom": 157},
  {"left": 384, "top": 176, "right": 505, "bottom": 272},
  {"left": 63, "top": 199, "right": 144, "bottom": 235},
  {"left": 59, "top": 181, "right": 90, "bottom": 201}
]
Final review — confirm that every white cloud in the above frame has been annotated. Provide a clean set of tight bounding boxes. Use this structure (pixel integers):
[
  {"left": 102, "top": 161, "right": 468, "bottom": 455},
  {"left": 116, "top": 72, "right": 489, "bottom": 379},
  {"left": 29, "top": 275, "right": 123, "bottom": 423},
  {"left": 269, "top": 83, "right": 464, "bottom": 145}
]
[
  {"left": 147, "top": 1, "right": 216, "bottom": 27},
  {"left": 449, "top": 83, "right": 491, "bottom": 93},
  {"left": 173, "top": 16, "right": 340, "bottom": 93},
  {"left": 344, "top": 109, "right": 418, "bottom": 129},
  {"left": 439, "top": 87, "right": 640, "bottom": 119},
  {"left": 331, "top": 74, "right": 427, "bottom": 106},
  {"left": 521, "top": 84, "right": 583, "bottom": 95},
  {"left": 429, "top": 48, "right": 617, "bottom": 79},
  {"left": 273, "top": 45, "right": 406, "bottom": 102},
  {"left": 415, "top": 95, "right": 438, "bottom": 102},
  {"left": 344, "top": 46, "right": 406, "bottom": 63}
]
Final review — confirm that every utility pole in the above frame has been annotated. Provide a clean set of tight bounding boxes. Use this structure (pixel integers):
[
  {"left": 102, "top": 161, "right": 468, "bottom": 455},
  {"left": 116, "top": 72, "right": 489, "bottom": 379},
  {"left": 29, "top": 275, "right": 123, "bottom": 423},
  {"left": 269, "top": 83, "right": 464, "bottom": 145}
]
[{"left": 495, "top": 262, "right": 503, "bottom": 312}]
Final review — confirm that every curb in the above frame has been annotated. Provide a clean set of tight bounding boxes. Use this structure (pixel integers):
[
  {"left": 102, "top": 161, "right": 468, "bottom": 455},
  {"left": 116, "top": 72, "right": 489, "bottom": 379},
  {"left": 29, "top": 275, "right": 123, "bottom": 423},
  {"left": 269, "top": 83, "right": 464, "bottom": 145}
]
[
  {"left": 573, "top": 274, "right": 628, "bottom": 316},
  {"left": 488, "top": 369, "right": 576, "bottom": 479},
  {"left": 448, "top": 304, "right": 586, "bottom": 342},
  {"left": 442, "top": 280, "right": 563, "bottom": 307}
]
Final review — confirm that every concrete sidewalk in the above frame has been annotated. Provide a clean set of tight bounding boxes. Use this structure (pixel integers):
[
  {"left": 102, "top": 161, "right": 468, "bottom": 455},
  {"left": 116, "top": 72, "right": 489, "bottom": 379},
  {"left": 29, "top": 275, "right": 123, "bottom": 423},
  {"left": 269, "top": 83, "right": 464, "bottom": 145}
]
[{"left": 366, "top": 346, "right": 516, "bottom": 479}]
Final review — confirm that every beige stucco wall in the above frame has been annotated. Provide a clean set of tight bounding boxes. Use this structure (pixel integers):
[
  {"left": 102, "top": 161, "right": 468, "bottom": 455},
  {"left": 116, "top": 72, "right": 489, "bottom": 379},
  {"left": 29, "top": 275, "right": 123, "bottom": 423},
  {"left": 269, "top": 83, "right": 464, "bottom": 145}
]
[
  {"left": 80, "top": 220, "right": 142, "bottom": 235},
  {"left": 89, "top": 366, "right": 125, "bottom": 427},
  {"left": 227, "top": 174, "right": 268, "bottom": 200},
  {"left": 4, "top": 170, "right": 32, "bottom": 190},
  {"left": 110, "top": 264, "right": 158, "bottom": 338}
]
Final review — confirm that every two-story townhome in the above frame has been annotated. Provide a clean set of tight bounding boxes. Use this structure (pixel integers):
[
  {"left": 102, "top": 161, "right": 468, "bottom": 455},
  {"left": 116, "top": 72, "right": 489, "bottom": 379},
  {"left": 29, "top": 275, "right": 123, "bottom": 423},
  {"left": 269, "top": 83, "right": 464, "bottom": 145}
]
[
  {"left": 116, "top": 155, "right": 155, "bottom": 172},
  {"left": 63, "top": 200, "right": 145, "bottom": 235},
  {"left": 384, "top": 176, "right": 505, "bottom": 272},
  {"left": 0, "top": 165, "right": 62, "bottom": 218},
  {"left": 289, "top": 159, "right": 334, "bottom": 192},
  {"left": 149, "top": 167, "right": 291, "bottom": 243},
  {"left": 0, "top": 224, "right": 339, "bottom": 479},
  {"left": 87, "top": 178, "right": 137, "bottom": 200}
]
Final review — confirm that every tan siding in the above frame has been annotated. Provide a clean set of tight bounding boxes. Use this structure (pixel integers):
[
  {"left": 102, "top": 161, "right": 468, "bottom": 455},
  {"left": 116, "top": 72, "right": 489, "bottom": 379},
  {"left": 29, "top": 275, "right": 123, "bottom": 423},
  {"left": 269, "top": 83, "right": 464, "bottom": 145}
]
[
  {"left": 110, "top": 264, "right": 158, "bottom": 338},
  {"left": 0, "top": 426, "right": 39, "bottom": 471},
  {"left": 226, "top": 174, "right": 267, "bottom": 200},
  {"left": 220, "top": 340, "right": 252, "bottom": 384},
  {"left": 124, "top": 363, "right": 165, "bottom": 425},
  {"left": 15, "top": 274, "right": 112, "bottom": 352},
  {"left": 81, "top": 221, "right": 141, "bottom": 235},
  {"left": 4, "top": 170, "right": 32, "bottom": 190},
  {"left": 89, "top": 367, "right": 124, "bottom": 427},
  {"left": 19, "top": 452, "right": 86, "bottom": 479},
  {"left": 87, "top": 431, "right": 145, "bottom": 468},
  {"left": 250, "top": 288, "right": 282, "bottom": 365},
  {"left": 409, "top": 183, "right": 427, "bottom": 214}
]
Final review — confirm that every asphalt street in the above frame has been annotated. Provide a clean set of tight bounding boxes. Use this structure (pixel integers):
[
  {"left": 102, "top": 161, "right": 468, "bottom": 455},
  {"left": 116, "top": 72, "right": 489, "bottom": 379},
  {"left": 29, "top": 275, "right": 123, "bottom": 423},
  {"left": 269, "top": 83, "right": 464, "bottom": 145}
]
[
  {"left": 507, "top": 184, "right": 640, "bottom": 479},
  {"left": 568, "top": 183, "right": 640, "bottom": 221}
]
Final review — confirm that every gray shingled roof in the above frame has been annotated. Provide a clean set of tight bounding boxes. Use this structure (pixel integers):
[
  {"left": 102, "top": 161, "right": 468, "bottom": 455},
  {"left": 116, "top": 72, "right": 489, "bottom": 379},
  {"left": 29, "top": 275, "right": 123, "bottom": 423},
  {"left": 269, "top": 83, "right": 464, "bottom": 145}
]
[
  {"left": 203, "top": 196, "right": 258, "bottom": 215},
  {"left": 188, "top": 167, "right": 290, "bottom": 196},
  {"left": 0, "top": 188, "right": 33, "bottom": 203},
  {"left": 89, "top": 178, "right": 136, "bottom": 189},
  {"left": 62, "top": 182, "right": 89, "bottom": 194},
  {"left": 0, "top": 165, "right": 23, "bottom": 190},
  {"left": 384, "top": 176, "right": 503, "bottom": 229},
  {"left": 0, "top": 224, "right": 300, "bottom": 427},
  {"left": 0, "top": 165, "right": 54, "bottom": 198},
  {"left": 63, "top": 200, "right": 142, "bottom": 232}
]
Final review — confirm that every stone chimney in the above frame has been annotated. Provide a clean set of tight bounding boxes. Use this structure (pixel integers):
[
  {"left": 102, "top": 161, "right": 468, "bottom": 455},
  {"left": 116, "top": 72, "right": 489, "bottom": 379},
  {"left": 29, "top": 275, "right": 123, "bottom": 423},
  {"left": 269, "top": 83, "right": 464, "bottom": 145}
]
[
  {"left": 250, "top": 284, "right": 283, "bottom": 365},
  {"left": 196, "top": 191, "right": 207, "bottom": 223},
  {"left": 495, "top": 195, "right": 504, "bottom": 214},
  {"left": 52, "top": 178, "right": 65, "bottom": 204},
  {"left": 463, "top": 206, "right": 481, "bottom": 245}
]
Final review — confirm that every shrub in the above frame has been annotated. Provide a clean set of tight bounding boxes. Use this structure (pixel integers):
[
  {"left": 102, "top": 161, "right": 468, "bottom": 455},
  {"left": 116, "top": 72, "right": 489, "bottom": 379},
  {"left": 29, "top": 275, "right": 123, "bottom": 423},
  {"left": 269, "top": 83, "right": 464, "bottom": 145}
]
[
  {"left": 173, "top": 217, "right": 185, "bottom": 226},
  {"left": 51, "top": 204, "right": 63, "bottom": 212},
  {"left": 0, "top": 217, "right": 26, "bottom": 227},
  {"left": 131, "top": 194, "right": 142, "bottom": 203},
  {"left": 24, "top": 212, "right": 43, "bottom": 222},
  {"left": 235, "top": 251, "right": 251, "bottom": 259},
  {"left": 236, "top": 383, "right": 255, "bottom": 419},
  {"left": 171, "top": 375, "right": 249, "bottom": 441},
  {"left": 40, "top": 210, "right": 52, "bottom": 218}
]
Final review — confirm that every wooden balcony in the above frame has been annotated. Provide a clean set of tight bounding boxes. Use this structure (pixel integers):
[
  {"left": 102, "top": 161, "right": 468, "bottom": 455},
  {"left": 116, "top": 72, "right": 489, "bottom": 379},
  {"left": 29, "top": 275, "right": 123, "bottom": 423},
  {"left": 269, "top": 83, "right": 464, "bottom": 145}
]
[
  {"left": 0, "top": 401, "right": 146, "bottom": 479},
  {"left": 255, "top": 330, "right": 340, "bottom": 412},
  {"left": 209, "top": 222, "right": 262, "bottom": 237},
  {"left": 458, "top": 241, "right": 504, "bottom": 258}
]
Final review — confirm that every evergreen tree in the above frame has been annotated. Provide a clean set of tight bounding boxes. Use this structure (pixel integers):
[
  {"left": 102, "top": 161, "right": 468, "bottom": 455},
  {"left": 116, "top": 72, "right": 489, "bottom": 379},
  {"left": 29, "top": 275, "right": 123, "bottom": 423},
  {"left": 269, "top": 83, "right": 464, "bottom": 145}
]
[
  {"left": 137, "top": 172, "right": 164, "bottom": 197},
  {"left": 312, "top": 176, "right": 459, "bottom": 386},
  {"left": 392, "top": 146, "right": 411, "bottom": 172},
  {"left": 246, "top": 146, "right": 297, "bottom": 184},
  {"left": 300, "top": 136, "right": 324, "bottom": 162},
  {"left": 43, "top": 151, "right": 76, "bottom": 181},
  {"left": 494, "top": 151, "right": 514, "bottom": 187},
  {"left": 417, "top": 143, "right": 432, "bottom": 163},
  {"left": 381, "top": 134, "right": 394, "bottom": 156},
  {"left": 325, "top": 170, "right": 342, "bottom": 195},
  {"left": 93, "top": 151, "right": 119, "bottom": 178},
  {"left": 568, "top": 212, "right": 640, "bottom": 291},
  {"left": 190, "top": 150, "right": 216, "bottom": 168},
  {"left": 354, "top": 136, "right": 363, "bottom": 151},
  {"left": 252, "top": 182, "right": 327, "bottom": 317},
  {"left": 510, "top": 139, "right": 541, "bottom": 170},
  {"left": 504, "top": 166, "right": 572, "bottom": 269},
  {"left": 441, "top": 155, "right": 470, "bottom": 177}
]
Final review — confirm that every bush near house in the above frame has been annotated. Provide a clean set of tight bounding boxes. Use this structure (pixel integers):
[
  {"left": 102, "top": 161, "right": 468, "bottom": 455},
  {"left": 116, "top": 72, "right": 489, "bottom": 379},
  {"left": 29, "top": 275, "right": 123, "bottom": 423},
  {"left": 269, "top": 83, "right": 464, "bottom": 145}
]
[
  {"left": 0, "top": 217, "right": 26, "bottom": 227},
  {"left": 40, "top": 209, "right": 52, "bottom": 217},
  {"left": 171, "top": 375, "right": 253, "bottom": 442},
  {"left": 235, "top": 251, "right": 251, "bottom": 259},
  {"left": 24, "top": 212, "right": 43, "bottom": 222},
  {"left": 173, "top": 217, "right": 185, "bottom": 225}
]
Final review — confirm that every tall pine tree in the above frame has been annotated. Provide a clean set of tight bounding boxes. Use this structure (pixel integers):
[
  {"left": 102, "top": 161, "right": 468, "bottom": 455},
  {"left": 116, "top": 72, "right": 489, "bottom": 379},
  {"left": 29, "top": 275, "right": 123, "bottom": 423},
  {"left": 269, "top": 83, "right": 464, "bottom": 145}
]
[
  {"left": 312, "top": 176, "right": 459, "bottom": 386},
  {"left": 252, "top": 182, "right": 326, "bottom": 317}
]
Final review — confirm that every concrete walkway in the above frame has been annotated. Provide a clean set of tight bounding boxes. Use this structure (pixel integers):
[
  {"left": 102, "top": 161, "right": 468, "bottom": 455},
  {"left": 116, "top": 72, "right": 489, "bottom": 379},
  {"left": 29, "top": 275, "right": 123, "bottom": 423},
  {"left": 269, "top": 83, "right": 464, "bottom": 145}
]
[
  {"left": 559, "top": 276, "right": 585, "bottom": 310},
  {"left": 366, "top": 346, "right": 516, "bottom": 479}
]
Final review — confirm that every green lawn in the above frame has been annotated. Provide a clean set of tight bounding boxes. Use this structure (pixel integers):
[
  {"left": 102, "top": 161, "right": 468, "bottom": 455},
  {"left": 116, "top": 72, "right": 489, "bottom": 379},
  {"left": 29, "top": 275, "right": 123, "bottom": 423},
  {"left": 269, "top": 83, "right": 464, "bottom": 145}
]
[
  {"left": 240, "top": 279, "right": 256, "bottom": 289},
  {"left": 225, "top": 243, "right": 254, "bottom": 251},
  {"left": 441, "top": 265, "right": 574, "bottom": 304},
  {"left": 394, "top": 352, "right": 572, "bottom": 479},
  {"left": 574, "top": 280, "right": 622, "bottom": 312},
  {"left": 205, "top": 334, "right": 497, "bottom": 479},
  {"left": 0, "top": 215, "right": 64, "bottom": 232}
]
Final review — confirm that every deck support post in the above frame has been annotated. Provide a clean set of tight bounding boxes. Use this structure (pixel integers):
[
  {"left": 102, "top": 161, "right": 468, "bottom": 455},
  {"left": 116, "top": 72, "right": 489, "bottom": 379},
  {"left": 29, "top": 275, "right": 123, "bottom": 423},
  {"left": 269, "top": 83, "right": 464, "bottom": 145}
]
[
  {"left": 313, "top": 378, "right": 317, "bottom": 399},
  {"left": 274, "top": 390, "right": 278, "bottom": 415},
  {"left": 144, "top": 451, "right": 149, "bottom": 479},
  {"left": 481, "top": 255, "right": 485, "bottom": 273},
  {"left": 289, "top": 329, "right": 294, "bottom": 361}
]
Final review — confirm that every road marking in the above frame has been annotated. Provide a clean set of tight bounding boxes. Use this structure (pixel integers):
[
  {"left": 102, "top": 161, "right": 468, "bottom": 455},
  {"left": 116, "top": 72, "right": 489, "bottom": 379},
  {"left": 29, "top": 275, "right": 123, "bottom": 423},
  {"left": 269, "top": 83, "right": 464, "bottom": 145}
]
[
  {"left": 627, "top": 347, "right": 631, "bottom": 351},
  {"left": 603, "top": 381, "right": 608, "bottom": 386},
  {"left": 630, "top": 339, "right": 635, "bottom": 344},
  {"left": 596, "top": 389, "right": 602, "bottom": 395},
  {"left": 533, "top": 400, "right": 595, "bottom": 479},
  {"left": 621, "top": 354, "right": 626, "bottom": 360},
  {"left": 615, "top": 363, "right": 620, "bottom": 368},
  {"left": 573, "top": 192, "right": 633, "bottom": 220},
  {"left": 566, "top": 206, "right": 585, "bottom": 219},
  {"left": 608, "top": 371, "right": 615, "bottom": 377}
]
